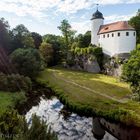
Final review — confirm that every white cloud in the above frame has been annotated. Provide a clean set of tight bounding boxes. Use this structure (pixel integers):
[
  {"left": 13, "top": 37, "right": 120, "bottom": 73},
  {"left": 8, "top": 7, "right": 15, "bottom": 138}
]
[
  {"left": 0, "top": 0, "right": 139, "bottom": 19},
  {"left": 105, "top": 13, "right": 136, "bottom": 23}
]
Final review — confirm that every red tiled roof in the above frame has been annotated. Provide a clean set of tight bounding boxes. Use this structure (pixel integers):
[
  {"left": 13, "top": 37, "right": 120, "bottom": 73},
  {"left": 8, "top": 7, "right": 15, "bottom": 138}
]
[{"left": 98, "top": 21, "right": 135, "bottom": 34}]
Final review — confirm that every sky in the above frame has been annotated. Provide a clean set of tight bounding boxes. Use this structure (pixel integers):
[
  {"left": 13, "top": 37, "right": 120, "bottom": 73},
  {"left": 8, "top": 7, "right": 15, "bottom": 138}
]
[{"left": 0, "top": 0, "right": 139, "bottom": 36}]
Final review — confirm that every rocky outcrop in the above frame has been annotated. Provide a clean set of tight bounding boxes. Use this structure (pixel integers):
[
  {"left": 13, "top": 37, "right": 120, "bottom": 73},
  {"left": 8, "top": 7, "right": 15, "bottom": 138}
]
[
  {"left": 66, "top": 54, "right": 100, "bottom": 73},
  {"left": 84, "top": 59, "right": 100, "bottom": 73},
  {"left": 103, "top": 55, "right": 128, "bottom": 77}
]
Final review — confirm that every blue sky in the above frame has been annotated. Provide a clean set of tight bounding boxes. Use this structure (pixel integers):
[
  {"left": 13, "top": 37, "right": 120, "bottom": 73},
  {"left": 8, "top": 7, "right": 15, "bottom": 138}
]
[{"left": 0, "top": 0, "right": 139, "bottom": 35}]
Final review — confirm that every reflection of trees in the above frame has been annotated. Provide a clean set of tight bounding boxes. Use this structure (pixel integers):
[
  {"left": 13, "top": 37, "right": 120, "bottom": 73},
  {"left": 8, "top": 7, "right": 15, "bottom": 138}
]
[
  {"left": 59, "top": 105, "right": 72, "bottom": 120},
  {"left": 92, "top": 118, "right": 105, "bottom": 140}
]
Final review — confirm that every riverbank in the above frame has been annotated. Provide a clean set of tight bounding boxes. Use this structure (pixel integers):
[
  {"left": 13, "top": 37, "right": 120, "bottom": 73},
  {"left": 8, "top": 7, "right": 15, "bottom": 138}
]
[{"left": 37, "top": 68, "right": 140, "bottom": 127}]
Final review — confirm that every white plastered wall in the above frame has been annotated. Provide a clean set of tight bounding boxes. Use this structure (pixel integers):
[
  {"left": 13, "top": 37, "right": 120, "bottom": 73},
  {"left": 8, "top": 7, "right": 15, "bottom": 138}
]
[{"left": 99, "top": 30, "right": 136, "bottom": 56}]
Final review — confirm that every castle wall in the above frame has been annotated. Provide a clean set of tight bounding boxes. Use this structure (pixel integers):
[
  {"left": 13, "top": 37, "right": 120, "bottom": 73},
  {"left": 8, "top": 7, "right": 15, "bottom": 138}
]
[{"left": 99, "top": 30, "right": 136, "bottom": 56}]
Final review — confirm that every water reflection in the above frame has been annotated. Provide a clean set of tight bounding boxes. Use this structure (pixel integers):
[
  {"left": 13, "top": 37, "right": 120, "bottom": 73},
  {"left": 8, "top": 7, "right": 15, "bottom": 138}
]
[{"left": 25, "top": 97, "right": 117, "bottom": 140}]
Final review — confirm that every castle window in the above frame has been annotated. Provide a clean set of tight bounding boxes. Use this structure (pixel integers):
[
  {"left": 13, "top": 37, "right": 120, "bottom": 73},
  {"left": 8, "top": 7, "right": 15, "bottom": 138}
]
[
  {"left": 126, "top": 32, "right": 129, "bottom": 36},
  {"left": 118, "top": 32, "right": 120, "bottom": 37},
  {"left": 134, "top": 32, "right": 135, "bottom": 36},
  {"left": 103, "top": 34, "right": 105, "bottom": 38},
  {"left": 107, "top": 34, "right": 109, "bottom": 38},
  {"left": 112, "top": 33, "right": 114, "bottom": 37}
]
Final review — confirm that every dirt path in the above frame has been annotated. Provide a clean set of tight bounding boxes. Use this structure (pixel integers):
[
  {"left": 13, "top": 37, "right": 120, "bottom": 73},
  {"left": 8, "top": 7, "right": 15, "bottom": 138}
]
[{"left": 52, "top": 70, "right": 128, "bottom": 103}]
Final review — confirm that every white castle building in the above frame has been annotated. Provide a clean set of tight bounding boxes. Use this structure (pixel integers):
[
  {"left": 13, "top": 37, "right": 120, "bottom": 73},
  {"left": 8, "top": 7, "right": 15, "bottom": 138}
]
[{"left": 91, "top": 9, "right": 136, "bottom": 57}]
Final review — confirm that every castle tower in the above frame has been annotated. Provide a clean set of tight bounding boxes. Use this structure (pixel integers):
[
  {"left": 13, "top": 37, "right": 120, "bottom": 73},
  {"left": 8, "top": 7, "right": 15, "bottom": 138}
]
[{"left": 91, "top": 6, "right": 104, "bottom": 46}]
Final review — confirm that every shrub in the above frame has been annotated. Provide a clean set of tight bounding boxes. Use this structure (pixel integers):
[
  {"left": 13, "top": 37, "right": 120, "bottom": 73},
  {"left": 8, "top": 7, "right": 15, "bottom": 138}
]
[
  {"left": 0, "top": 110, "right": 58, "bottom": 140},
  {"left": 0, "top": 73, "right": 32, "bottom": 92},
  {"left": 12, "top": 92, "right": 27, "bottom": 106},
  {"left": 122, "top": 44, "right": 140, "bottom": 99},
  {"left": 10, "top": 48, "right": 43, "bottom": 78},
  {"left": 22, "top": 115, "right": 58, "bottom": 140}
]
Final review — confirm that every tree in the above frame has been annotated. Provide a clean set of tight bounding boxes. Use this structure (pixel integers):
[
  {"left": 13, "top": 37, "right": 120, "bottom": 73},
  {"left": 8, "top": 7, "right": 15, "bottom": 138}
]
[
  {"left": 0, "top": 18, "right": 10, "bottom": 50},
  {"left": 43, "top": 34, "right": 62, "bottom": 65},
  {"left": 11, "top": 24, "right": 34, "bottom": 52},
  {"left": 129, "top": 9, "right": 140, "bottom": 43},
  {"left": 122, "top": 44, "right": 140, "bottom": 99},
  {"left": 58, "top": 19, "right": 76, "bottom": 49},
  {"left": 0, "top": 18, "right": 12, "bottom": 73},
  {"left": 39, "top": 42, "right": 54, "bottom": 66},
  {"left": 31, "top": 32, "right": 42, "bottom": 49},
  {"left": 10, "top": 48, "right": 42, "bottom": 78},
  {"left": 72, "top": 31, "right": 91, "bottom": 48},
  {"left": 23, "top": 34, "right": 35, "bottom": 48}
]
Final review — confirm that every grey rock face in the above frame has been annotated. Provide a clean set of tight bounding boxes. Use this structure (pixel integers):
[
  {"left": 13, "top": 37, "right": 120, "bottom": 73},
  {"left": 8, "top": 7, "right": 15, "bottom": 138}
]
[{"left": 84, "top": 59, "right": 100, "bottom": 73}]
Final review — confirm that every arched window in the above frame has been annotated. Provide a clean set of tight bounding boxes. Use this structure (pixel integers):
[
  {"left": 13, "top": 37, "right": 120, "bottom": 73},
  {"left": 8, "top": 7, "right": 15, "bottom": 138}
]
[
  {"left": 118, "top": 32, "right": 120, "bottom": 37},
  {"left": 107, "top": 34, "right": 109, "bottom": 38}
]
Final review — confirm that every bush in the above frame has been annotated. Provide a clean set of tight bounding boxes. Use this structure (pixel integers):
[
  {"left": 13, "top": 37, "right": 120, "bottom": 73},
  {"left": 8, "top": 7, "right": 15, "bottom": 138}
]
[
  {"left": 0, "top": 73, "right": 32, "bottom": 92},
  {"left": 122, "top": 44, "right": 140, "bottom": 99},
  {"left": 0, "top": 110, "right": 58, "bottom": 140},
  {"left": 22, "top": 115, "right": 58, "bottom": 140},
  {"left": 12, "top": 92, "right": 27, "bottom": 106},
  {"left": 10, "top": 48, "right": 43, "bottom": 78}
]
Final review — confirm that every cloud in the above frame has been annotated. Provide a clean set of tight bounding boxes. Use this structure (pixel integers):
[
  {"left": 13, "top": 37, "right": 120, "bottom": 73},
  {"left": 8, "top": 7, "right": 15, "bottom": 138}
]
[
  {"left": 0, "top": 0, "right": 139, "bottom": 19},
  {"left": 105, "top": 13, "right": 136, "bottom": 23}
]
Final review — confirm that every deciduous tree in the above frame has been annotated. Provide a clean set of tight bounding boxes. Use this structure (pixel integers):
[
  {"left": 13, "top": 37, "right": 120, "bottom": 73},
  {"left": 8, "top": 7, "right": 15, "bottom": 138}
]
[
  {"left": 129, "top": 9, "right": 140, "bottom": 43},
  {"left": 31, "top": 32, "right": 42, "bottom": 49},
  {"left": 10, "top": 48, "right": 42, "bottom": 78},
  {"left": 122, "top": 44, "right": 140, "bottom": 99},
  {"left": 39, "top": 42, "right": 54, "bottom": 66}
]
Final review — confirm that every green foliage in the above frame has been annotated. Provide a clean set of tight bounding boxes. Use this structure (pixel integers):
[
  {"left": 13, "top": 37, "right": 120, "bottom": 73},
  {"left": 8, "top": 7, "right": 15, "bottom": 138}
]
[
  {"left": 0, "top": 73, "right": 32, "bottom": 92},
  {"left": 74, "top": 31, "right": 91, "bottom": 48},
  {"left": 11, "top": 92, "right": 27, "bottom": 106},
  {"left": 129, "top": 9, "right": 140, "bottom": 43},
  {"left": 22, "top": 34, "right": 35, "bottom": 48},
  {"left": 39, "top": 42, "right": 54, "bottom": 66},
  {"left": 43, "top": 34, "right": 62, "bottom": 65},
  {"left": 0, "top": 110, "right": 25, "bottom": 139},
  {"left": 92, "top": 47, "right": 103, "bottom": 68},
  {"left": 22, "top": 115, "right": 57, "bottom": 140},
  {"left": 31, "top": 32, "right": 42, "bottom": 49},
  {"left": 0, "top": 110, "right": 58, "bottom": 140},
  {"left": 58, "top": 19, "right": 76, "bottom": 49},
  {"left": 10, "top": 48, "right": 42, "bottom": 78},
  {"left": 10, "top": 24, "right": 35, "bottom": 52},
  {"left": 71, "top": 46, "right": 103, "bottom": 68},
  {"left": 0, "top": 91, "right": 27, "bottom": 115},
  {"left": 0, "top": 18, "right": 10, "bottom": 49},
  {"left": 122, "top": 44, "right": 140, "bottom": 98}
]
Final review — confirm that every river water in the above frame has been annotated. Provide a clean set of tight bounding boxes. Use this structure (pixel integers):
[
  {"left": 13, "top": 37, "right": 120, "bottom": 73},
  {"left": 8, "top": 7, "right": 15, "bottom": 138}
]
[{"left": 25, "top": 97, "right": 117, "bottom": 140}]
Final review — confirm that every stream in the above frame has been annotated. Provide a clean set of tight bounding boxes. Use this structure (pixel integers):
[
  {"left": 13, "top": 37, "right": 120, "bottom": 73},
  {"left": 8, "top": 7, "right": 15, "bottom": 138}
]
[
  {"left": 25, "top": 95, "right": 140, "bottom": 140},
  {"left": 25, "top": 96, "right": 118, "bottom": 140}
]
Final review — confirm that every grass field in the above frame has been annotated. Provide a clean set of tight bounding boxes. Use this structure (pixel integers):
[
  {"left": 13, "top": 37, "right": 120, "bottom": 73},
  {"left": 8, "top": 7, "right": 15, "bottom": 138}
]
[
  {"left": 0, "top": 91, "right": 24, "bottom": 114},
  {"left": 38, "top": 68, "right": 140, "bottom": 127}
]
